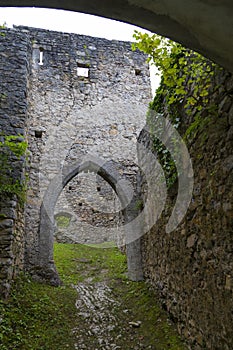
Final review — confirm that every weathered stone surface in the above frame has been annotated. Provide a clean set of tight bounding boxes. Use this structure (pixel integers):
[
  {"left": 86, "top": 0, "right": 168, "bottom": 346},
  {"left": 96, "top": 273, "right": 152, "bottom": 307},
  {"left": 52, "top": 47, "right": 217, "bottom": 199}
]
[
  {"left": 21, "top": 26, "right": 151, "bottom": 271},
  {"left": 0, "top": 220, "right": 14, "bottom": 229},
  {"left": 138, "top": 69, "right": 233, "bottom": 349},
  {"left": 0, "top": 25, "right": 151, "bottom": 295},
  {"left": 0, "top": 28, "right": 30, "bottom": 298},
  {"left": 0, "top": 20, "right": 232, "bottom": 350}
]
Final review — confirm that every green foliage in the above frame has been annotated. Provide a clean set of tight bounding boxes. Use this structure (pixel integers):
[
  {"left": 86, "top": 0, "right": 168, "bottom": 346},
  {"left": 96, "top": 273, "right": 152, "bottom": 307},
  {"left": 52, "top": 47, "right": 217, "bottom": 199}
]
[
  {"left": 0, "top": 134, "right": 28, "bottom": 204},
  {"left": 132, "top": 31, "right": 221, "bottom": 188},
  {"left": 184, "top": 114, "right": 209, "bottom": 142},
  {"left": 146, "top": 112, "right": 178, "bottom": 188},
  {"left": 0, "top": 273, "right": 77, "bottom": 350},
  {"left": 134, "top": 199, "right": 144, "bottom": 211},
  {"left": 0, "top": 135, "right": 27, "bottom": 157},
  {"left": 132, "top": 31, "right": 217, "bottom": 116},
  {"left": 0, "top": 22, "right": 6, "bottom": 36}
]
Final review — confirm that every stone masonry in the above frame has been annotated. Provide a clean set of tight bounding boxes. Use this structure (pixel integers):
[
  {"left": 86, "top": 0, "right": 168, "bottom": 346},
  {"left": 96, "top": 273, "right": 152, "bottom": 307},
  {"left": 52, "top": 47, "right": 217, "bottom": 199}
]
[
  {"left": 0, "top": 28, "right": 31, "bottom": 297},
  {"left": 138, "top": 69, "right": 233, "bottom": 349},
  {"left": 24, "top": 26, "right": 151, "bottom": 272},
  {"left": 1, "top": 23, "right": 232, "bottom": 350},
  {"left": 0, "top": 25, "right": 151, "bottom": 295}
]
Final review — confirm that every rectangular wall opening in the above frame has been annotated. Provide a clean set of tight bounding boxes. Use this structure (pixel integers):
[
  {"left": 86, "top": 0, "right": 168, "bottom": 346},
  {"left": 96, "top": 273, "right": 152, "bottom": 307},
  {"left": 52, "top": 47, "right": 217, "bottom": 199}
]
[{"left": 77, "top": 63, "right": 89, "bottom": 77}]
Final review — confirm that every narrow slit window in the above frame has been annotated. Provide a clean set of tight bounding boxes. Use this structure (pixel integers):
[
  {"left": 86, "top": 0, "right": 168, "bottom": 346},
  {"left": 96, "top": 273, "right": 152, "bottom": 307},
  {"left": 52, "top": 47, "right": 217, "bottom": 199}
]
[
  {"left": 39, "top": 48, "right": 44, "bottom": 66},
  {"left": 77, "top": 63, "right": 89, "bottom": 77}
]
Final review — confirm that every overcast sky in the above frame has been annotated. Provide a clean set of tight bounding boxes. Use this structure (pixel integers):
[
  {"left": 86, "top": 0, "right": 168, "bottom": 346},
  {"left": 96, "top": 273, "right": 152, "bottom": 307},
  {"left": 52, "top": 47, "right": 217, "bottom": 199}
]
[
  {"left": 0, "top": 7, "right": 159, "bottom": 92},
  {"left": 0, "top": 7, "right": 148, "bottom": 41}
]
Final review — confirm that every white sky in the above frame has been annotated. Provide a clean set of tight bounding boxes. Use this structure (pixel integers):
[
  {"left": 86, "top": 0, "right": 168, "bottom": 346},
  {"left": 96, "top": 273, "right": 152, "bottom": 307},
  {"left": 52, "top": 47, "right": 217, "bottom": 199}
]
[
  {"left": 0, "top": 7, "right": 160, "bottom": 92},
  {"left": 0, "top": 7, "right": 146, "bottom": 41}
]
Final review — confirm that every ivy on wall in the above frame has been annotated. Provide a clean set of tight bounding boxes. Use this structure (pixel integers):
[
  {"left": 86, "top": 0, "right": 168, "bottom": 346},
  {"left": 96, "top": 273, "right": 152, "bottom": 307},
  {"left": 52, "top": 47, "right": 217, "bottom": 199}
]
[
  {"left": 132, "top": 31, "right": 222, "bottom": 187},
  {"left": 0, "top": 134, "right": 27, "bottom": 205}
]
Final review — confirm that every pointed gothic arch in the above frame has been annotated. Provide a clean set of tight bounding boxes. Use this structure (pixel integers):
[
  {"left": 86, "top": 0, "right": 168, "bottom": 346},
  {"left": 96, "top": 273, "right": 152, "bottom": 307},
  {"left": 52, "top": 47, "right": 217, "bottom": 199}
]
[{"left": 35, "top": 157, "right": 143, "bottom": 285}]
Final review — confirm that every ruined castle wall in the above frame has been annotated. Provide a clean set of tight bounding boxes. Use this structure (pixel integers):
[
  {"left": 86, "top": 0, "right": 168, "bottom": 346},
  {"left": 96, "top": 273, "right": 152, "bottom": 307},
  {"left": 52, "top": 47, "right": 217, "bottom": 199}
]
[
  {"left": 138, "top": 70, "right": 233, "bottom": 349},
  {"left": 23, "top": 26, "right": 151, "bottom": 267},
  {"left": 0, "top": 28, "right": 31, "bottom": 296}
]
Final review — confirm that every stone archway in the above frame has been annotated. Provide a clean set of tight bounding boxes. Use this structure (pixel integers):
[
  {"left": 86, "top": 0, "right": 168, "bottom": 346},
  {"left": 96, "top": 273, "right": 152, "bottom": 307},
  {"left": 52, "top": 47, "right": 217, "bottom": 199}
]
[
  {"left": 0, "top": 1, "right": 233, "bottom": 72},
  {"left": 36, "top": 156, "right": 143, "bottom": 285}
]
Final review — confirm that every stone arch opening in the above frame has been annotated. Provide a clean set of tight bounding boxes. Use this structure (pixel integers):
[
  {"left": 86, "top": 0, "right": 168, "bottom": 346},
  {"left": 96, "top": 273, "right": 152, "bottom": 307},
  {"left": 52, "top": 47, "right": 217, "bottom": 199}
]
[
  {"left": 36, "top": 157, "right": 143, "bottom": 285},
  {"left": 54, "top": 168, "right": 124, "bottom": 246}
]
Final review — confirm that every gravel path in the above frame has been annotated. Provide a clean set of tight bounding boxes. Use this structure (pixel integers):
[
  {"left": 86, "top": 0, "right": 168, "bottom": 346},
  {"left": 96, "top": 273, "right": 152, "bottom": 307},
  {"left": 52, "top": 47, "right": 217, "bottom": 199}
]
[
  {"left": 74, "top": 281, "right": 122, "bottom": 349},
  {"left": 71, "top": 276, "right": 184, "bottom": 350}
]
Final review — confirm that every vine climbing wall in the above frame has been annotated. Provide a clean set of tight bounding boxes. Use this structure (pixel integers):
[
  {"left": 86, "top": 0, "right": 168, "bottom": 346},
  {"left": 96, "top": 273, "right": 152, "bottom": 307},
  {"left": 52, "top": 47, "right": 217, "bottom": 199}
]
[{"left": 138, "top": 68, "right": 233, "bottom": 349}]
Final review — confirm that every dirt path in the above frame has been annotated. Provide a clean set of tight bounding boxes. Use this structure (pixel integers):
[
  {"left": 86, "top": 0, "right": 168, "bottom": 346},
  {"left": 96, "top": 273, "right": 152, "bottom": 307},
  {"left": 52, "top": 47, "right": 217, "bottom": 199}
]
[
  {"left": 74, "top": 281, "right": 121, "bottom": 349},
  {"left": 69, "top": 249, "right": 187, "bottom": 350}
]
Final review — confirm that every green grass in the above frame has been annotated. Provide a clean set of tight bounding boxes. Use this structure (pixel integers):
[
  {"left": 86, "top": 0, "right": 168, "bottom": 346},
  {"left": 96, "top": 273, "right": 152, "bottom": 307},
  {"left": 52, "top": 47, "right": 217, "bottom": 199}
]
[
  {"left": 55, "top": 214, "right": 71, "bottom": 228},
  {"left": 0, "top": 243, "right": 187, "bottom": 350},
  {"left": 54, "top": 243, "right": 127, "bottom": 284}
]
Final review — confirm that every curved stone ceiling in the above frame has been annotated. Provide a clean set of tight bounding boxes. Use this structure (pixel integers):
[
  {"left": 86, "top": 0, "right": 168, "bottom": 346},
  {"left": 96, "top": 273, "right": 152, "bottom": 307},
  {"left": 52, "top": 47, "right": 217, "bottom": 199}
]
[{"left": 0, "top": 0, "right": 233, "bottom": 72}]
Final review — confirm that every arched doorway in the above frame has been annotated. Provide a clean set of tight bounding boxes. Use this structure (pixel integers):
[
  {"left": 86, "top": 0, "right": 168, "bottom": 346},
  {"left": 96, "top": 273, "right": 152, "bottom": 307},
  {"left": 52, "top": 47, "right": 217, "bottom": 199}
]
[{"left": 36, "top": 156, "right": 143, "bottom": 285}]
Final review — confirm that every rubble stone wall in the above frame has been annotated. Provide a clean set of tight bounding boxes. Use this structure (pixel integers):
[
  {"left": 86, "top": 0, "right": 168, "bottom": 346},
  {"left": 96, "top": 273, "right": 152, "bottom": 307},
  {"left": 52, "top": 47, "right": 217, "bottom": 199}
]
[
  {"left": 22, "top": 26, "right": 151, "bottom": 268},
  {"left": 0, "top": 28, "right": 31, "bottom": 297},
  {"left": 138, "top": 70, "right": 233, "bottom": 349},
  {"left": 0, "top": 25, "right": 151, "bottom": 293}
]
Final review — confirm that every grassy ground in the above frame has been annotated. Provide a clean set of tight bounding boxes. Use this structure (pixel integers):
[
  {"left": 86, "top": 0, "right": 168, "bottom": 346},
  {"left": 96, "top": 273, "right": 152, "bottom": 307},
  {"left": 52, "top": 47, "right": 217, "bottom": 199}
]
[{"left": 0, "top": 243, "right": 187, "bottom": 349}]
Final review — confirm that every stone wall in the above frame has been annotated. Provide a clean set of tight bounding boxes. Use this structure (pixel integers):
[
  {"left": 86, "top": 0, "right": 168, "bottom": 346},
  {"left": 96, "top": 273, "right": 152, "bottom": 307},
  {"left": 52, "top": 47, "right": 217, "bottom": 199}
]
[
  {"left": 54, "top": 161, "right": 136, "bottom": 247},
  {"left": 0, "top": 23, "right": 232, "bottom": 349},
  {"left": 0, "top": 28, "right": 30, "bottom": 297},
  {"left": 0, "top": 25, "right": 151, "bottom": 293},
  {"left": 138, "top": 69, "right": 233, "bottom": 349},
  {"left": 23, "top": 26, "right": 151, "bottom": 269}
]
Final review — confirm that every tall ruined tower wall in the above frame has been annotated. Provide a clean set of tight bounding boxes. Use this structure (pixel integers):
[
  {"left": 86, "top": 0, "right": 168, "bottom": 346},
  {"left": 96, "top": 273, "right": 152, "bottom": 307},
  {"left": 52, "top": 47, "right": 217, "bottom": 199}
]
[{"left": 0, "top": 26, "right": 151, "bottom": 295}]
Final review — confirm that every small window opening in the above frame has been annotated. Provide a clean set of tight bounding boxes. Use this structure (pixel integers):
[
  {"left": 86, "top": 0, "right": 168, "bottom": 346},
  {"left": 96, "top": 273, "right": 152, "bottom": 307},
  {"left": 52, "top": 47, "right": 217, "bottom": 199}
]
[
  {"left": 77, "top": 63, "right": 89, "bottom": 77},
  {"left": 135, "top": 68, "right": 142, "bottom": 76},
  {"left": 35, "top": 130, "right": 43, "bottom": 138},
  {"left": 97, "top": 186, "right": 101, "bottom": 192},
  {"left": 39, "top": 48, "right": 44, "bottom": 66},
  {"left": 79, "top": 202, "right": 83, "bottom": 206},
  {"left": 69, "top": 186, "right": 72, "bottom": 191}
]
